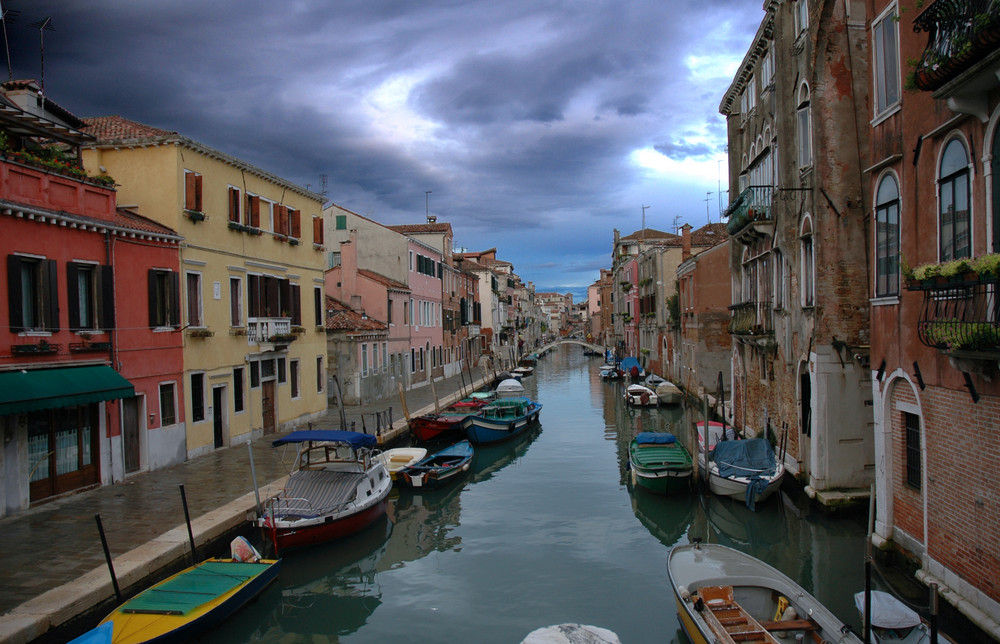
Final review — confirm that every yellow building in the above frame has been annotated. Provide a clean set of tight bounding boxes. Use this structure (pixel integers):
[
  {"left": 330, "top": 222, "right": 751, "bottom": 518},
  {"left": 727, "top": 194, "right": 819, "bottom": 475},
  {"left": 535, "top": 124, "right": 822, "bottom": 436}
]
[{"left": 82, "top": 117, "right": 328, "bottom": 458}]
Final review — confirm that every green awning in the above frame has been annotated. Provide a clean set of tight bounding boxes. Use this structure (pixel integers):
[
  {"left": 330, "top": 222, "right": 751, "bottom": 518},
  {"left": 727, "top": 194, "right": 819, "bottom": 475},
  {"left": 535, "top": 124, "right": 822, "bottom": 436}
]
[{"left": 0, "top": 365, "right": 135, "bottom": 415}]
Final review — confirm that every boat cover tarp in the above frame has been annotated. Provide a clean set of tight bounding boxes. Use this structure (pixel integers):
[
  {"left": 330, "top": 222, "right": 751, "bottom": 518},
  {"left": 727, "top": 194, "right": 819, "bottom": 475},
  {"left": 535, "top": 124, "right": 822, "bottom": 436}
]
[
  {"left": 636, "top": 432, "right": 676, "bottom": 445},
  {"left": 619, "top": 357, "right": 642, "bottom": 374},
  {"left": 273, "top": 430, "right": 376, "bottom": 449},
  {"left": 283, "top": 470, "right": 364, "bottom": 515},
  {"left": 121, "top": 562, "right": 266, "bottom": 615},
  {"left": 68, "top": 622, "right": 112, "bottom": 644},
  {"left": 854, "top": 590, "right": 922, "bottom": 629},
  {"left": 496, "top": 379, "right": 525, "bottom": 394},
  {"left": 713, "top": 438, "right": 776, "bottom": 478}
]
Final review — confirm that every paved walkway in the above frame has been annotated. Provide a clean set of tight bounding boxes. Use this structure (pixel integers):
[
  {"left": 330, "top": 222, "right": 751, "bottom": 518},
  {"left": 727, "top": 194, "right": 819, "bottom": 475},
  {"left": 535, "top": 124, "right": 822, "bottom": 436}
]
[{"left": 0, "top": 367, "right": 494, "bottom": 643}]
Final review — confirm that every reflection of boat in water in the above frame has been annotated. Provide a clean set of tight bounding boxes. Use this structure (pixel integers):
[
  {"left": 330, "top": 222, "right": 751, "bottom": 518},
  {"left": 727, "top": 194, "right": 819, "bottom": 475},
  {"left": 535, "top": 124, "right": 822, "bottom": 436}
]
[
  {"left": 698, "top": 489, "right": 788, "bottom": 549},
  {"left": 470, "top": 422, "right": 542, "bottom": 483},
  {"left": 629, "top": 482, "right": 697, "bottom": 547}
]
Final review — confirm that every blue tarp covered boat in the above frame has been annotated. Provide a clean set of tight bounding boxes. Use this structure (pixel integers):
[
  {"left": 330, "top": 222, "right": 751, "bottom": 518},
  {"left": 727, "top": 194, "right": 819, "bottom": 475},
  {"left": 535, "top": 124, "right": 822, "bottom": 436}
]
[{"left": 706, "top": 437, "right": 784, "bottom": 510}]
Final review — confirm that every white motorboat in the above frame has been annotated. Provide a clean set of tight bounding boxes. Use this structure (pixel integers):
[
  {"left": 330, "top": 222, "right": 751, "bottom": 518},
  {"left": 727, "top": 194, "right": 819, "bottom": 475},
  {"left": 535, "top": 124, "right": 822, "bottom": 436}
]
[
  {"left": 624, "top": 383, "right": 658, "bottom": 406},
  {"left": 655, "top": 380, "right": 683, "bottom": 405},
  {"left": 374, "top": 446, "right": 428, "bottom": 481},
  {"left": 696, "top": 421, "right": 784, "bottom": 509},
  {"left": 854, "top": 590, "right": 958, "bottom": 644}
]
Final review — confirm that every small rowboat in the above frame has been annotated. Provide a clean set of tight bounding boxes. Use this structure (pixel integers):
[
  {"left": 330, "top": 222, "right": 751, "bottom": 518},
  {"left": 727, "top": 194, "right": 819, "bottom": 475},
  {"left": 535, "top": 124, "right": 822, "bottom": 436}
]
[
  {"left": 398, "top": 440, "right": 474, "bottom": 489},
  {"left": 97, "top": 542, "right": 280, "bottom": 644},
  {"left": 629, "top": 432, "right": 693, "bottom": 494},
  {"left": 374, "top": 447, "right": 427, "bottom": 480}
]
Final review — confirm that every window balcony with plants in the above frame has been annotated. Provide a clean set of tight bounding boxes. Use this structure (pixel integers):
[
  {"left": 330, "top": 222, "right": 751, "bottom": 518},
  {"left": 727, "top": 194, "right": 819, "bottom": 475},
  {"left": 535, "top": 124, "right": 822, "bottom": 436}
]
[
  {"left": 247, "top": 317, "right": 293, "bottom": 344},
  {"left": 906, "top": 254, "right": 1000, "bottom": 356},
  {"left": 724, "top": 185, "right": 774, "bottom": 239},
  {"left": 911, "top": 0, "right": 1000, "bottom": 91},
  {"left": 727, "top": 301, "right": 774, "bottom": 340}
]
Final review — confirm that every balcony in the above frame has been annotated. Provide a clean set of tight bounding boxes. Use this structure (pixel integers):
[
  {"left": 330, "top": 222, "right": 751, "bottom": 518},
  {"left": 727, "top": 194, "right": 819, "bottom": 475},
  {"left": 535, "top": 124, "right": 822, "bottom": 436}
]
[
  {"left": 910, "top": 274, "right": 1000, "bottom": 357},
  {"left": 247, "top": 318, "right": 294, "bottom": 346},
  {"left": 1, "top": 156, "right": 116, "bottom": 219},
  {"left": 728, "top": 301, "right": 774, "bottom": 344},
  {"left": 912, "top": 0, "right": 1000, "bottom": 92},
  {"left": 725, "top": 186, "right": 774, "bottom": 241}
]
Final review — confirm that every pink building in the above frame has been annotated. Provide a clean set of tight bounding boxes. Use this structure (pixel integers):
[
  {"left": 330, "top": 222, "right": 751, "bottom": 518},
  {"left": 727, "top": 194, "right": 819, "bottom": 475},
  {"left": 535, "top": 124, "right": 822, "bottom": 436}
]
[{"left": 406, "top": 238, "right": 444, "bottom": 385}]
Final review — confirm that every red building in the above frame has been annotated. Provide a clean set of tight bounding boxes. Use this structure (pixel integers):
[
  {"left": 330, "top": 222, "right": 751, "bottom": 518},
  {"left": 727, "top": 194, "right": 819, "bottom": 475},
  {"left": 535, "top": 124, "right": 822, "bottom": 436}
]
[
  {"left": 865, "top": 1, "right": 1000, "bottom": 637},
  {"left": 0, "top": 81, "right": 183, "bottom": 515}
]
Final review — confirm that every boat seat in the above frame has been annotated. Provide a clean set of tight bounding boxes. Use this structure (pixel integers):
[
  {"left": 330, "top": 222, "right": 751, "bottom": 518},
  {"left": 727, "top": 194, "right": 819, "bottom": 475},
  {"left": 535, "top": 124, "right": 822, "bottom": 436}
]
[{"left": 697, "top": 585, "right": 781, "bottom": 644}]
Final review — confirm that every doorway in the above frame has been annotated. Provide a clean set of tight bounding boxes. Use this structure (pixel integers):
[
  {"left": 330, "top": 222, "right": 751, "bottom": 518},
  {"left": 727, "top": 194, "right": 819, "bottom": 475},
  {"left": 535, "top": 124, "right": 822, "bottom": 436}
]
[
  {"left": 262, "top": 380, "right": 276, "bottom": 434},
  {"left": 122, "top": 396, "right": 141, "bottom": 474},
  {"left": 212, "top": 386, "right": 227, "bottom": 448}
]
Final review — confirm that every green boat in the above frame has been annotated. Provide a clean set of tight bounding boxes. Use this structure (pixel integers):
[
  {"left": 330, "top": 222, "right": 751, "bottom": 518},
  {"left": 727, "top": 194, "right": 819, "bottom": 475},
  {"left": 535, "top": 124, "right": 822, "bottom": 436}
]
[{"left": 629, "top": 432, "right": 693, "bottom": 494}]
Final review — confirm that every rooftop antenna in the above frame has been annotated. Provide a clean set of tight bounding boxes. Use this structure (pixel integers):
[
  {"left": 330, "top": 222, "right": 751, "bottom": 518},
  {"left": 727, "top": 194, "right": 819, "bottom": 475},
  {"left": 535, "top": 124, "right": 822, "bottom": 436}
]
[
  {"left": 704, "top": 191, "right": 713, "bottom": 224},
  {"left": 0, "top": 1, "right": 20, "bottom": 82},
  {"left": 320, "top": 173, "right": 328, "bottom": 196},
  {"left": 29, "top": 17, "right": 54, "bottom": 102},
  {"left": 641, "top": 204, "right": 650, "bottom": 240},
  {"left": 673, "top": 215, "right": 682, "bottom": 234}
]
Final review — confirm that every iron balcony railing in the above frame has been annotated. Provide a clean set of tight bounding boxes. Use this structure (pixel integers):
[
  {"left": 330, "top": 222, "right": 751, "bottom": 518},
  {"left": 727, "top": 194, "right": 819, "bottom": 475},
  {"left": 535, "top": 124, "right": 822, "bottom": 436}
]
[
  {"left": 725, "top": 186, "right": 774, "bottom": 237},
  {"left": 912, "top": 0, "right": 1000, "bottom": 91},
  {"left": 909, "top": 274, "right": 1000, "bottom": 353},
  {"left": 727, "top": 301, "right": 774, "bottom": 337}
]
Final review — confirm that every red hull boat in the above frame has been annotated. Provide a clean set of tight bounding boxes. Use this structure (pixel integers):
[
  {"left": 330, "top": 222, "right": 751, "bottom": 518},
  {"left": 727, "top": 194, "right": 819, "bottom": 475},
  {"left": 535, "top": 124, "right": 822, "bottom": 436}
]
[{"left": 409, "top": 411, "right": 473, "bottom": 442}]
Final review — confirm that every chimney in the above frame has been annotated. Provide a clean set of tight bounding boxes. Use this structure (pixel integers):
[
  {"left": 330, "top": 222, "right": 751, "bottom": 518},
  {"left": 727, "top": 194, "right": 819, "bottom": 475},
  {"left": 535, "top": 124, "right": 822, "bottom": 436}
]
[
  {"left": 342, "top": 229, "right": 359, "bottom": 303},
  {"left": 427, "top": 214, "right": 437, "bottom": 224},
  {"left": 682, "top": 223, "right": 693, "bottom": 261}
]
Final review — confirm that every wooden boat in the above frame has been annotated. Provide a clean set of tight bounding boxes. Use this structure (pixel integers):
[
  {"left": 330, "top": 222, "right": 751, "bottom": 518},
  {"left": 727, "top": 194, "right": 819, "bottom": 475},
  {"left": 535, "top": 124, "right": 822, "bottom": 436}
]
[
  {"left": 397, "top": 440, "right": 474, "bottom": 489},
  {"left": 98, "top": 542, "right": 280, "bottom": 644},
  {"left": 696, "top": 422, "right": 784, "bottom": 509},
  {"left": 374, "top": 447, "right": 427, "bottom": 480},
  {"left": 668, "top": 542, "right": 863, "bottom": 644},
  {"left": 628, "top": 432, "right": 693, "bottom": 494},
  {"left": 854, "top": 590, "right": 958, "bottom": 644},
  {"left": 466, "top": 397, "right": 543, "bottom": 444},
  {"left": 599, "top": 365, "right": 620, "bottom": 380},
  {"left": 655, "top": 381, "right": 683, "bottom": 405},
  {"left": 624, "top": 383, "right": 659, "bottom": 406},
  {"left": 255, "top": 430, "right": 392, "bottom": 552},
  {"left": 512, "top": 365, "right": 534, "bottom": 377},
  {"left": 409, "top": 409, "right": 475, "bottom": 442}
]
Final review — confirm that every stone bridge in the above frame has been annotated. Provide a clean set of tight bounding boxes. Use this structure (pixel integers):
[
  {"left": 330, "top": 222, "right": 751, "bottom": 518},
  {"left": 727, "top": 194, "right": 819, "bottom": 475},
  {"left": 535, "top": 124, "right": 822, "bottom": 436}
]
[{"left": 536, "top": 337, "right": 605, "bottom": 356}]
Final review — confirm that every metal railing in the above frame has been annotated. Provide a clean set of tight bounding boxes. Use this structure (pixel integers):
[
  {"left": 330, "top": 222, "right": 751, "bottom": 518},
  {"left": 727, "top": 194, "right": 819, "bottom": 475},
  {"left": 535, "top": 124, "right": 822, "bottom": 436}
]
[
  {"left": 725, "top": 186, "right": 774, "bottom": 236},
  {"left": 912, "top": 0, "right": 1000, "bottom": 90},
  {"left": 911, "top": 275, "right": 1000, "bottom": 353},
  {"left": 727, "top": 301, "right": 774, "bottom": 336}
]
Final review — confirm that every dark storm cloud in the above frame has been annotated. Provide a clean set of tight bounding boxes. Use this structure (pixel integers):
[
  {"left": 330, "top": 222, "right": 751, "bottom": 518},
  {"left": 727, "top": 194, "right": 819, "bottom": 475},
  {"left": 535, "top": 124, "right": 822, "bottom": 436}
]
[{"left": 4, "top": 0, "right": 763, "bottom": 294}]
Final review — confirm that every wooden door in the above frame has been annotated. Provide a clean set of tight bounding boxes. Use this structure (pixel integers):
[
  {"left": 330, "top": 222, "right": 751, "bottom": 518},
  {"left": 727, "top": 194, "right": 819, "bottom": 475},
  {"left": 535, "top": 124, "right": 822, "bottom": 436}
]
[
  {"left": 123, "top": 397, "right": 141, "bottom": 473},
  {"left": 262, "top": 380, "right": 276, "bottom": 434}
]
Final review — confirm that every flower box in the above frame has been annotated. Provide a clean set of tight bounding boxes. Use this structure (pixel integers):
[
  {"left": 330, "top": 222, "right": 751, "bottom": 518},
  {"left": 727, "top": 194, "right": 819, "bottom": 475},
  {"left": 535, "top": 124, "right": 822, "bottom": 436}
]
[
  {"left": 12, "top": 342, "right": 59, "bottom": 355},
  {"left": 185, "top": 209, "right": 206, "bottom": 222},
  {"left": 187, "top": 328, "right": 214, "bottom": 338}
]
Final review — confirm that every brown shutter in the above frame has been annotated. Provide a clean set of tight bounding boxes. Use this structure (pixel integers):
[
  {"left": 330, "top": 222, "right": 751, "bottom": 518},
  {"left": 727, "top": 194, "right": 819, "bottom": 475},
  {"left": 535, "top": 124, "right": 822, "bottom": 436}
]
[
  {"left": 66, "top": 262, "right": 81, "bottom": 329},
  {"left": 185, "top": 173, "right": 197, "bottom": 210},
  {"left": 290, "top": 209, "right": 301, "bottom": 239},
  {"left": 291, "top": 284, "right": 301, "bottom": 325},
  {"left": 44, "top": 259, "right": 59, "bottom": 331},
  {"left": 148, "top": 269, "right": 157, "bottom": 326},
  {"left": 248, "top": 274, "right": 260, "bottom": 317},
  {"left": 7, "top": 255, "right": 23, "bottom": 332},
  {"left": 248, "top": 195, "right": 260, "bottom": 228},
  {"left": 100, "top": 265, "right": 115, "bottom": 329},
  {"left": 267, "top": 277, "right": 280, "bottom": 317},
  {"left": 194, "top": 174, "right": 203, "bottom": 211},
  {"left": 276, "top": 206, "right": 288, "bottom": 236},
  {"left": 169, "top": 271, "right": 181, "bottom": 328},
  {"left": 229, "top": 187, "right": 240, "bottom": 223},
  {"left": 278, "top": 279, "right": 291, "bottom": 317},
  {"left": 313, "top": 216, "right": 323, "bottom": 245}
]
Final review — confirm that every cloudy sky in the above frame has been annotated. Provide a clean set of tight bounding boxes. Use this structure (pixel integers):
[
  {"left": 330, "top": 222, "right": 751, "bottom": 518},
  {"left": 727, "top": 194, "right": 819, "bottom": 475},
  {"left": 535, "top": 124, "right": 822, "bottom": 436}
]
[{"left": 5, "top": 0, "right": 762, "bottom": 300}]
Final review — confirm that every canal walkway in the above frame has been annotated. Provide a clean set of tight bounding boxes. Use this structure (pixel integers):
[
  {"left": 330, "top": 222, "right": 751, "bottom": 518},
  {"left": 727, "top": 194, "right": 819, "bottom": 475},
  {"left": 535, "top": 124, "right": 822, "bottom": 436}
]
[{"left": 0, "top": 365, "right": 500, "bottom": 644}]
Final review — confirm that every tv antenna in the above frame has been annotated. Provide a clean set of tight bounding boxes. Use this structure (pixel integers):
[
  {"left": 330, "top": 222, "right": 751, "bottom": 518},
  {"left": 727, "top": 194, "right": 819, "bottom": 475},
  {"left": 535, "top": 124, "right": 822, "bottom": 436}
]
[
  {"left": 704, "top": 191, "right": 713, "bottom": 224},
  {"left": 28, "top": 16, "right": 54, "bottom": 97},
  {"left": 673, "top": 215, "right": 682, "bottom": 234},
  {"left": 0, "top": 1, "right": 19, "bottom": 82},
  {"left": 320, "top": 173, "right": 328, "bottom": 196}
]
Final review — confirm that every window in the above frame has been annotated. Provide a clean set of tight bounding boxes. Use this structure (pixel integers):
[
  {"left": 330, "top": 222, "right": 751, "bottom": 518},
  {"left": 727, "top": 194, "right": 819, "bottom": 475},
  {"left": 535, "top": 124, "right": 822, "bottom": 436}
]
[
  {"left": 740, "top": 75, "right": 756, "bottom": 116},
  {"left": 316, "top": 356, "right": 324, "bottom": 393},
  {"left": 409, "top": 251, "right": 414, "bottom": 271},
  {"left": 148, "top": 269, "right": 180, "bottom": 329},
  {"left": 335, "top": 214, "right": 347, "bottom": 230},
  {"left": 796, "top": 84, "right": 812, "bottom": 168},
  {"left": 190, "top": 373, "right": 205, "bottom": 422},
  {"left": 410, "top": 348, "right": 416, "bottom": 372},
  {"left": 387, "top": 297, "right": 393, "bottom": 325},
  {"left": 362, "top": 343, "right": 369, "bottom": 377},
  {"left": 873, "top": 6, "right": 900, "bottom": 116},
  {"left": 228, "top": 186, "right": 241, "bottom": 223},
  {"left": 761, "top": 43, "right": 775, "bottom": 89},
  {"left": 230, "top": 277, "right": 243, "bottom": 326},
  {"left": 939, "top": 138, "right": 971, "bottom": 261},
  {"left": 250, "top": 361, "right": 260, "bottom": 388},
  {"left": 290, "top": 360, "right": 300, "bottom": 399},
  {"left": 233, "top": 368, "right": 245, "bottom": 413},
  {"left": 794, "top": 0, "right": 809, "bottom": 36},
  {"left": 159, "top": 383, "right": 176, "bottom": 426},
  {"left": 313, "top": 215, "right": 324, "bottom": 245},
  {"left": 261, "top": 357, "right": 275, "bottom": 379},
  {"left": 800, "top": 216, "right": 815, "bottom": 307},
  {"left": 67, "top": 263, "right": 113, "bottom": 331},
  {"left": 328, "top": 252, "right": 341, "bottom": 269},
  {"left": 773, "top": 249, "right": 784, "bottom": 309},
  {"left": 7, "top": 255, "right": 58, "bottom": 332},
  {"left": 247, "top": 274, "right": 296, "bottom": 318},
  {"left": 383, "top": 343, "right": 388, "bottom": 373},
  {"left": 875, "top": 174, "right": 901, "bottom": 297},
  {"left": 289, "top": 208, "right": 301, "bottom": 239},
  {"left": 245, "top": 195, "right": 261, "bottom": 228},
  {"left": 904, "top": 412, "right": 921, "bottom": 490},
  {"left": 186, "top": 272, "right": 203, "bottom": 327},
  {"left": 314, "top": 286, "right": 323, "bottom": 326},
  {"left": 277, "top": 357, "right": 287, "bottom": 384},
  {"left": 184, "top": 171, "right": 203, "bottom": 212}
]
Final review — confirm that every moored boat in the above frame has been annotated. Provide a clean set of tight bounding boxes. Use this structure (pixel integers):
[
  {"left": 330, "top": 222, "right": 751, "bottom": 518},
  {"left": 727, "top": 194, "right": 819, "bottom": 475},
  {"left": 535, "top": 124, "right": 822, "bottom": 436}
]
[
  {"left": 466, "top": 397, "right": 543, "bottom": 444},
  {"left": 495, "top": 377, "right": 526, "bottom": 398},
  {"left": 624, "top": 383, "right": 659, "bottom": 406},
  {"left": 409, "top": 410, "right": 474, "bottom": 442},
  {"left": 98, "top": 539, "right": 280, "bottom": 644},
  {"left": 628, "top": 432, "right": 693, "bottom": 494},
  {"left": 255, "top": 430, "right": 392, "bottom": 552},
  {"left": 667, "top": 542, "right": 863, "bottom": 644},
  {"left": 512, "top": 365, "right": 534, "bottom": 377},
  {"left": 655, "top": 380, "right": 683, "bottom": 405},
  {"left": 397, "top": 440, "right": 474, "bottom": 489},
  {"left": 696, "top": 422, "right": 784, "bottom": 510},
  {"left": 374, "top": 446, "right": 428, "bottom": 480},
  {"left": 854, "top": 590, "right": 958, "bottom": 644}
]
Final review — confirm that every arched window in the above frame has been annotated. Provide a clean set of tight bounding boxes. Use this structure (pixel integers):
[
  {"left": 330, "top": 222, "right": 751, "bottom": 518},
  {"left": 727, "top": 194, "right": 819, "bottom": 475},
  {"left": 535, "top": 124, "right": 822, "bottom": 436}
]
[
  {"left": 800, "top": 215, "right": 815, "bottom": 307},
  {"left": 939, "top": 138, "right": 970, "bottom": 260},
  {"left": 797, "top": 83, "right": 812, "bottom": 168},
  {"left": 875, "top": 173, "right": 900, "bottom": 296}
]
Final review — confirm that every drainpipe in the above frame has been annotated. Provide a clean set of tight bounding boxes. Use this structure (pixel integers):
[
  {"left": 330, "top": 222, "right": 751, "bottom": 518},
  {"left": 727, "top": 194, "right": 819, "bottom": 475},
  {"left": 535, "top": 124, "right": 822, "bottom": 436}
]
[{"left": 105, "top": 230, "right": 120, "bottom": 483}]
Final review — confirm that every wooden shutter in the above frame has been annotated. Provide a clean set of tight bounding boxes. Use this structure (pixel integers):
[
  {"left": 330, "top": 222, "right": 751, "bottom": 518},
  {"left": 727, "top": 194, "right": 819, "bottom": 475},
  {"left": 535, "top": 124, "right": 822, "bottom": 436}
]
[
  {"left": 7, "top": 255, "right": 23, "bottom": 332},
  {"left": 278, "top": 279, "right": 291, "bottom": 317},
  {"left": 275, "top": 205, "right": 288, "bottom": 236},
  {"left": 44, "top": 259, "right": 59, "bottom": 331},
  {"left": 100, "top": 265, "right": 115, "bottom": 329},
  {"left": 290, "top": 209, "right": 301, "bottom": 239},
  {"left": 169, "top": 271, "right": 181, "bottom": 328},
  {"left": 248, "top": 274, "right": 260, "bottom": 317},
  {"left": 247, "top": 195, "right": 260, "bottom": 228},
  {"left": 291, "top": 284, "right": 301, "bottom": 325},
  {"left": 66, "top": 262, "right": 81, "bottom": 329},
  {"left": 313, "top": 216, "right": 324, "bottom": 245},
  {"left": 185, "top": 173, "right": 198, "bottom": 210},
  {"left": 315, "top": 287, "right": 323, "bottom": 326},
  {"left": 147, "top": 269, "right": 158, "bottom": 327},
  {"left": 228, "top": 187, "right": 241, "bottom": 223}
]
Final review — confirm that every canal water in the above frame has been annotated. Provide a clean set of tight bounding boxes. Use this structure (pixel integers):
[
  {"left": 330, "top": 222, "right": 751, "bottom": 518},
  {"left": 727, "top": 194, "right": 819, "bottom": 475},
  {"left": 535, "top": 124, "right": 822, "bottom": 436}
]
[{"left": 213, "top": 345, "right": 869, "bottom": 643}]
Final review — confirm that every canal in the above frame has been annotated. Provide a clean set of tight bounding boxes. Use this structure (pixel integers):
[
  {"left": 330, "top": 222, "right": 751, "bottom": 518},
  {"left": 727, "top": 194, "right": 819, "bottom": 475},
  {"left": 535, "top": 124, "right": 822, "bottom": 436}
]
[{"left": 213, "top": 344, "right": 869, "bottom": 643}]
